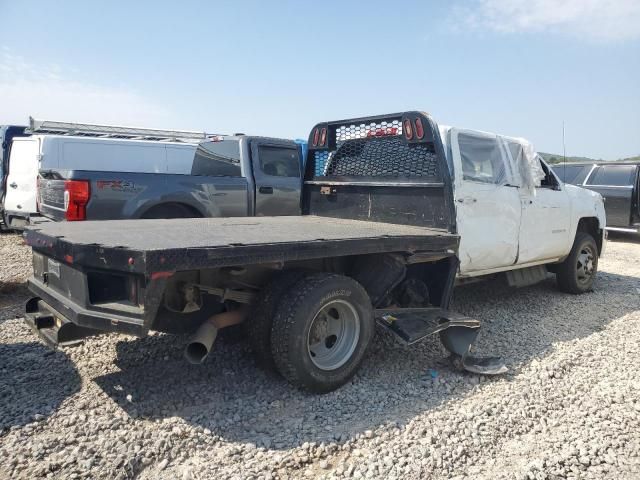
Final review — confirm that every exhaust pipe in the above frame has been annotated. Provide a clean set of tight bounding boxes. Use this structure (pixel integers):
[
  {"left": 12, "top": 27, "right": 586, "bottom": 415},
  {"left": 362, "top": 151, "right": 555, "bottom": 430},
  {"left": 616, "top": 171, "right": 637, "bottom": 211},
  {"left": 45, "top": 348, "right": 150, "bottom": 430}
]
[{"left": 184, "top": 308, "right": 247, "bottom": 364}]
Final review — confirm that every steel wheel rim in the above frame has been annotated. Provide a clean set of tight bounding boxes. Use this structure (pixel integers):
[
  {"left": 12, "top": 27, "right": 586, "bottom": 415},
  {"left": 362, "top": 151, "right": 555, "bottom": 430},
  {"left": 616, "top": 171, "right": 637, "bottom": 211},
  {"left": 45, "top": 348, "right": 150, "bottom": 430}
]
[
  {"left": 307, "top": 299, "right": 360, "bottom": 371},
  {"left": 576, "top": 244, "right": 596, "bottom": 285}
]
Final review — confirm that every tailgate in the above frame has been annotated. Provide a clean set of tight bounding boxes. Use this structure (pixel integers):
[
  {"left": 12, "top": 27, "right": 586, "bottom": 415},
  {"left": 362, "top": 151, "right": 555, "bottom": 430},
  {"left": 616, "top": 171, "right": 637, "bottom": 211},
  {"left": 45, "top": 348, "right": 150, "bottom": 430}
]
[{"left": 38, "top": 176, "right": 66, "bottom": 221}]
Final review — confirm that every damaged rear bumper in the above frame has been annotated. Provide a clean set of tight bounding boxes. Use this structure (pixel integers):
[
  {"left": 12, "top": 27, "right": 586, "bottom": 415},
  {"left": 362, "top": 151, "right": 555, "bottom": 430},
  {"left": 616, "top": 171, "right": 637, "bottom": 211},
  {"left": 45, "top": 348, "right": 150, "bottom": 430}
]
[
  {"left": 26, "top": 277, "right": 148, "bottom": 348},
  {"left": 25, "top": 297, "right": 103, "bottom": 348},
  {"left": 376, "top": 307, "right": 507, "bottom": 375}
]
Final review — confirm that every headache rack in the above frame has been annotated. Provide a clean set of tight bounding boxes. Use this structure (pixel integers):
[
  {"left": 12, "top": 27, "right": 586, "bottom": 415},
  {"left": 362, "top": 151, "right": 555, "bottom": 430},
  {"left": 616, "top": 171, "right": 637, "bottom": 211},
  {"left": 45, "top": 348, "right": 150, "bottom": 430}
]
[
  {"left": 28, "top": 117, "right": 218, "bottom": 144},
  {"left": 305, "top": 112, "right": 443, "bottom": 185},
  {"left": 303, "top": 111, "right": 456, "bottom": 231}
]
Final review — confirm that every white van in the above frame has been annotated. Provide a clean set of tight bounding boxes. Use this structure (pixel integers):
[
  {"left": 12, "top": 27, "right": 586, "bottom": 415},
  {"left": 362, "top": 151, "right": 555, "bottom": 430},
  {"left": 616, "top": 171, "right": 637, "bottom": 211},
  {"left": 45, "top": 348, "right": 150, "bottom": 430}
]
[{"left": 3, "top": 136, "right": 42, "bottom": 228}]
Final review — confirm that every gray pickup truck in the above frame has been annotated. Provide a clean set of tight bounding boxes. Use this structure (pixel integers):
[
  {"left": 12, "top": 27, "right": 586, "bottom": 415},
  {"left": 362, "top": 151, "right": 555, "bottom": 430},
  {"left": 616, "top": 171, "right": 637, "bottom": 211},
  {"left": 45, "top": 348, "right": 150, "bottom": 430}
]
[{"left": 38, "top": 135, "right": 304, "bottom": 221}]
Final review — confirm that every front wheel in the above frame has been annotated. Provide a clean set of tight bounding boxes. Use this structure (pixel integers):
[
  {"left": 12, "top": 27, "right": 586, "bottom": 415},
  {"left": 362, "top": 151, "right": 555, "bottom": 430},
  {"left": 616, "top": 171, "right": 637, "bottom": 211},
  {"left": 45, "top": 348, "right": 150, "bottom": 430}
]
[
  {"left": 556, "top": 232, "right": 598, "bottom": 294},
  {"left": 270, "top": 273, "right": 374, "bottom": 393}
]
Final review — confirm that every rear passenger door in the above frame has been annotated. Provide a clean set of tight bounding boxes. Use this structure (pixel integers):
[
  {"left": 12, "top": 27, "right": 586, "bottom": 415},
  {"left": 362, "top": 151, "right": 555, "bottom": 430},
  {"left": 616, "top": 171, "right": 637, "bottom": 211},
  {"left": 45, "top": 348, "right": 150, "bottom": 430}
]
[
  {"left": 584, "top": 165, "right": 636, "bottom": 227},
  {"left": 251, "top": 140, "right": 301, "bottom": 216},
  {"left": 451, "top": 129, "right": 521, "bottom": 274}
]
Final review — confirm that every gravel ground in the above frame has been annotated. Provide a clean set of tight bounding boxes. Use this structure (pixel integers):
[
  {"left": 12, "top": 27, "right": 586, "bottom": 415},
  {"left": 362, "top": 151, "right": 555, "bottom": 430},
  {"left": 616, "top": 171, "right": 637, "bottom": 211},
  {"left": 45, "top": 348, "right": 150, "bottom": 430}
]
[{"left": 1, "top": 232, "right": 639, "bottom": 480}]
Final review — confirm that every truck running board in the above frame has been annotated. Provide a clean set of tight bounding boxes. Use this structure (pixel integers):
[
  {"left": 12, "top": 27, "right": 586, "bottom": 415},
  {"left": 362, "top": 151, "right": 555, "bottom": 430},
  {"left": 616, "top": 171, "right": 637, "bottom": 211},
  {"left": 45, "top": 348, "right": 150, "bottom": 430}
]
[{"left": 375, "top": 307, "right": 507, "bottom": 375}]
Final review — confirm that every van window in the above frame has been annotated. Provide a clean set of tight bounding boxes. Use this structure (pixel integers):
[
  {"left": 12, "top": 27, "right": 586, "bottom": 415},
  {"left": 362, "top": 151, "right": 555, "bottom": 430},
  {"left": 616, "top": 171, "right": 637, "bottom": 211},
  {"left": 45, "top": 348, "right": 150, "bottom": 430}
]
[
  {"left": 191, "top": 140, "right": 241, "bottom": 177},
  {"left": 258, "top": 146, "right": 300, "bottom": 177},
  {"left": 458, "top": 133, "right": 506, "bottom": 184},
  {"left": 587, "top": 165, "right": 635, "bottom": 187}
]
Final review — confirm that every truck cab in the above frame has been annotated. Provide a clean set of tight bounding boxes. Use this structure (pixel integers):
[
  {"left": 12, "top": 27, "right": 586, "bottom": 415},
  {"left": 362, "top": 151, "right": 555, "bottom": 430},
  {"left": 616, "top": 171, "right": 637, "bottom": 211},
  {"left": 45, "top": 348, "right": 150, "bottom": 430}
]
[{"left": 442, "top": 128, "right": 606, "bottom": 282}]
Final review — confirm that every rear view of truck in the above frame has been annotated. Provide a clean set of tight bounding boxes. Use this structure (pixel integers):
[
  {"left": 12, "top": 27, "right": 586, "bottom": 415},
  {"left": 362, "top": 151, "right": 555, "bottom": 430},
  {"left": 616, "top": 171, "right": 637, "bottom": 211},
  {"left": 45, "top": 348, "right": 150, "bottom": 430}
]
[{"left": 24, "top": 111, "right": 504, "bottom": 392}]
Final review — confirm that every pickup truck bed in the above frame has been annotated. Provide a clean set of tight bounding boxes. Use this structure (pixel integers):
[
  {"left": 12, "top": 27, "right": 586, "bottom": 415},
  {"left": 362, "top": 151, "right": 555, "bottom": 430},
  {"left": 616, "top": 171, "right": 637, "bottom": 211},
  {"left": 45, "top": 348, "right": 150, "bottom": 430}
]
[{"left": 25, "top": 216, "right": 458, "bottom": 274}]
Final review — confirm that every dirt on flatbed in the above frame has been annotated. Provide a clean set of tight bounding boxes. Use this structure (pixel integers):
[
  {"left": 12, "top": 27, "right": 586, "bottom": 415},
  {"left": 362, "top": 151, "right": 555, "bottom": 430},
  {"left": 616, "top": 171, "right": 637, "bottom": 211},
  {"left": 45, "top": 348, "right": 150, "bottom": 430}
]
[{"left": 1, "top": 232, "right": 639, "bottom": 480}]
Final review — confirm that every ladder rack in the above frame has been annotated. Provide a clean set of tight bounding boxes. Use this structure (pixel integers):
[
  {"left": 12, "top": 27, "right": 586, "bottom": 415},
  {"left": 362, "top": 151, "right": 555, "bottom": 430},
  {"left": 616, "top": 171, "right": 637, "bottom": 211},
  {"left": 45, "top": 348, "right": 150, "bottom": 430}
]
[{"left": 28, "top": 117, "right": 215, "bottom": 143}]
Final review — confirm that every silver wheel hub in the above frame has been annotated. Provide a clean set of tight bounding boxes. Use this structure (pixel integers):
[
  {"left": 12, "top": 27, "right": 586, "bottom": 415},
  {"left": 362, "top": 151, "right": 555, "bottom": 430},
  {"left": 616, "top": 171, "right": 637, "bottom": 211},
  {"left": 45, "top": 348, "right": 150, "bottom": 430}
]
[
  {"left": 577, "top": 247, "right": 595, "bottom": 282},
  {"left": 307, "top": 299, "right": 360, "bottom": 371}
]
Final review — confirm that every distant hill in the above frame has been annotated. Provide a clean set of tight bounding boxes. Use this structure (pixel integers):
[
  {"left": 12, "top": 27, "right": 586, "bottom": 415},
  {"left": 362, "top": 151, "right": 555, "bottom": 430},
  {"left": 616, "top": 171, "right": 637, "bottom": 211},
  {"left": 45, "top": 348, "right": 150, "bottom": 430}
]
[{"left": 539, "top": 152, "right": 640, "bottom": 164}]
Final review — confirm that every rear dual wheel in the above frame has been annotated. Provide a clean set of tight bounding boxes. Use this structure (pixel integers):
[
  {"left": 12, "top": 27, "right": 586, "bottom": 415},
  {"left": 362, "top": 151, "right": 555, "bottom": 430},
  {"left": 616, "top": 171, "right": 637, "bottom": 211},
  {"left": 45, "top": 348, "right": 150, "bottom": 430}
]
[{"left": 250, "top": 272, "right": 374, "bottom": 392}]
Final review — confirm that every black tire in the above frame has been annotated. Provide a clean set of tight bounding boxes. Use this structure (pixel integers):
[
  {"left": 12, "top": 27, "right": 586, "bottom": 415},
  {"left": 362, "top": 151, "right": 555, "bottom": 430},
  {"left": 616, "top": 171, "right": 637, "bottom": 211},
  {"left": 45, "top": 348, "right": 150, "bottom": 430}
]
[
  {"left": 270, "top": 273, "right": 374, "bottom": 393},
  {"left": 141, "top": 204, "right": 199, "bottom": 219},
  {"left": 246, "top": 270, "right": 308, "bottom": 371},
  {"left": 556, "top": 232, "right": 598, "bottom": 294},
  {"left": 1, "top": 212, "right": 14, "bottom": 233}
]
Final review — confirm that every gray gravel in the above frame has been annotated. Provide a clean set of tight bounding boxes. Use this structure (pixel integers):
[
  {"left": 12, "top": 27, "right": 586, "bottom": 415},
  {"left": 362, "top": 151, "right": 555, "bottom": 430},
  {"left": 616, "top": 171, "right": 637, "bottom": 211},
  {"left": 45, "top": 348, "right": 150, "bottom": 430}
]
[{"left": 1, "top": 232, "right": 640, "bottom": 479}]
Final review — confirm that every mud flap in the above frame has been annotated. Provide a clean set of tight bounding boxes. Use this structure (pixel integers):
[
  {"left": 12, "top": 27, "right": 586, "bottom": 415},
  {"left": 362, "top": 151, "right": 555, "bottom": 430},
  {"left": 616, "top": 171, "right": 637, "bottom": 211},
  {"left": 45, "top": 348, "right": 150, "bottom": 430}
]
[{"left": 375, "top": 308, "right": 507, "bottom": 376}]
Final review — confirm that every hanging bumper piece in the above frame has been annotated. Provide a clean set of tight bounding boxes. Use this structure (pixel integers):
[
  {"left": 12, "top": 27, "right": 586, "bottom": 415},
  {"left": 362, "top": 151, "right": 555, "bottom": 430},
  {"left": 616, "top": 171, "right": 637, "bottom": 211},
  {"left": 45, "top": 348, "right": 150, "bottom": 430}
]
[{"left": 375, "top": 307, "right": 508, "bottom": 376}]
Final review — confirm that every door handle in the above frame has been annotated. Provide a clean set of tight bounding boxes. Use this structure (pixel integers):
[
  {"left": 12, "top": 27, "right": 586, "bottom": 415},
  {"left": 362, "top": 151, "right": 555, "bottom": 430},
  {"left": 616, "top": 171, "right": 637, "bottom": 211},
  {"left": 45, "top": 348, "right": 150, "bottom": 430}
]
[
  {"left": 259, "top": 186, "right": 274, "bottom": 194},
  {"left": 9, "top": 182, "right": 17, "bottom": 189},
  {"left": 456, "top": 197, "right": 477, "bottom": 204}
]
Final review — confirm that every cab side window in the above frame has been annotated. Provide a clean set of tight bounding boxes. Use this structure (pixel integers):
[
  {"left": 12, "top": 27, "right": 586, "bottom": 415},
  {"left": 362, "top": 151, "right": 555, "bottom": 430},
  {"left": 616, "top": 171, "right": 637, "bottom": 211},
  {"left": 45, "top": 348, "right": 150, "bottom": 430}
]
[
  {"left": 458, "top": 133, "right": 506, "bottom": 184},
  {"left": 259, "top": 146, "right": 300, "bottom": 178},
  {"left": 191, "top": 140, "right": 241, "bottom": 177}
]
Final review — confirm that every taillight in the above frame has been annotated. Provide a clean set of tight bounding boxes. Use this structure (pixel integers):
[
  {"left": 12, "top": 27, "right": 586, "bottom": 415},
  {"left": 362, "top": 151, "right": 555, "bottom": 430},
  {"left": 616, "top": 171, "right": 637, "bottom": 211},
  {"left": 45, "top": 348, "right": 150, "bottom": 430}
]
[
  {"left": 403, "top": 119, "right": 413, "bottom": 140},
  {"left": 64, "top": 180, "right": 90, "bottom": 221},
  {"left": 312, "top": 128, "right": 320, "bottom": 147},
  {"left": 414, "top": 118, "right": 424, "bottom": 139},
  {"left": 319, "top": 127, "right": 327, "bottom": 147}
]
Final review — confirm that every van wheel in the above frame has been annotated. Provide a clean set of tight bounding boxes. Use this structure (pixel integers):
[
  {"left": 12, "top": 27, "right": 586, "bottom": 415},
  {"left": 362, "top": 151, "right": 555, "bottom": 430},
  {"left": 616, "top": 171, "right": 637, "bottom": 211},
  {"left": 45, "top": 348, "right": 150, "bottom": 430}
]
[
  {"left": 270, "top": 273, "right": 374, "bottom": 393},
  {"left": 141, "top": 204, "right": 199, "bottom": 219},
  {"left": 556, "top": 232, "right": 598, "bottom": 294},
  {"left": 247, "top": 269, "right": 307, "bottom": 371}
]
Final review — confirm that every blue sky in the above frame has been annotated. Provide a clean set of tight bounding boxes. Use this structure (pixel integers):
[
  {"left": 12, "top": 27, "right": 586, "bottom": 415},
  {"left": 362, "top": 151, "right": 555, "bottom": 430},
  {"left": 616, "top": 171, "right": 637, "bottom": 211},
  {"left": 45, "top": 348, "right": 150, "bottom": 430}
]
[{"left": 1, "top": 0, "right": 639, "bottom": 159}]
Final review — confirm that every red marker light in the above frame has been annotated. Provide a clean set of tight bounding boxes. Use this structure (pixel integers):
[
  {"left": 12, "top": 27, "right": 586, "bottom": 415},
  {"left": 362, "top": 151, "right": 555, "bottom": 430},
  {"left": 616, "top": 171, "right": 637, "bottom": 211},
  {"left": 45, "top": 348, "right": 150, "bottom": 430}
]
[
  {"left": 415, "top": 118, "right": 425, "bottom": 139},
  {"left": 403, "top": 120, "right": 413, "bottom": 140},
  {"left": 312, "top": 128, "right": 319, "bottom": 147},
  {"left": 151, "top": 271, "right": 174, "bottom": 280},
  {"left": 319, "top": 127, "right": 327, "bottom": 146}
]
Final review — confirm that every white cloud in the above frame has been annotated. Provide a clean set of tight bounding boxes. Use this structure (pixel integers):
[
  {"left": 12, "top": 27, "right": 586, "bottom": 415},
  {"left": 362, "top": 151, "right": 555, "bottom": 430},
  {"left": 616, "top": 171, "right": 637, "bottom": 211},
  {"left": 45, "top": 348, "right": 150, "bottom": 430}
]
[
  {"left": 461, "top": 0, "right": 640, "bottom": 42},
  {"left": 0, "top": 47, "right": 173, "bottom": 128}
]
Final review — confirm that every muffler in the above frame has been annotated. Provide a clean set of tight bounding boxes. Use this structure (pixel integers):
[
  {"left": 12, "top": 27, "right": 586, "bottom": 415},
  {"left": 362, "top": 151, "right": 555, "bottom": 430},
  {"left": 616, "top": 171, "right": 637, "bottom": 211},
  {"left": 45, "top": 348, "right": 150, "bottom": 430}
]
[{"left": 184, "top": 308, "right": 246, "bottom": 364}]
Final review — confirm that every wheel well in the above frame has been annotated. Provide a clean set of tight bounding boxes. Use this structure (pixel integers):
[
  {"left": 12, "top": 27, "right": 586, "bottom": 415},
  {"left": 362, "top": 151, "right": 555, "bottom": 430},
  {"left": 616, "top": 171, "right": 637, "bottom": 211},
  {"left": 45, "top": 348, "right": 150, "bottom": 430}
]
[
  {"left": 140, "top": 202, "right": 203, "bottom": 219},
  {"left": 577, "top": 217, "right": 602, "bottom": 255}
]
